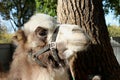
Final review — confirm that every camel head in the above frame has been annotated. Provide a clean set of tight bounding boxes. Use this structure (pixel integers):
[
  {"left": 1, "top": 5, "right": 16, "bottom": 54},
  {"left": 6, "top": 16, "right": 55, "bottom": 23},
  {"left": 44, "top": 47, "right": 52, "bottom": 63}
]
[{"left": 24, "top": 13, "right": 90, "bottom": 61}]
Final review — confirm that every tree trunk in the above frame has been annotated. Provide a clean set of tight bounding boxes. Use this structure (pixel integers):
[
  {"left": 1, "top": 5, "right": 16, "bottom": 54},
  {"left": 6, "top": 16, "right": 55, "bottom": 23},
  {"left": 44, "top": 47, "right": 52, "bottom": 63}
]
[{"left": 57, "top": 0, "right": 120, "bottom": 80}]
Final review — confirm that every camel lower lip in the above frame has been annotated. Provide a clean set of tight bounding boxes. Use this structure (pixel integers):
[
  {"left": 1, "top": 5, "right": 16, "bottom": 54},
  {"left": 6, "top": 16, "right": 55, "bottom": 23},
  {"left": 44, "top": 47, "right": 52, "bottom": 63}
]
[{"left": 69, "top": 41, "right": 87, "bottom": 46}]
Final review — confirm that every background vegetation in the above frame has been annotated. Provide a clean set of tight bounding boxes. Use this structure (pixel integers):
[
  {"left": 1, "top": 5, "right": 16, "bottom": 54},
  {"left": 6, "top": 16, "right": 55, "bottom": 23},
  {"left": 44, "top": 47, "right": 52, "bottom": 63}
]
[
  {"left": 0, "top": 25, "right": 13, "bottom": 43},
  {"left": 35, "top": 0, "right": 57, "bottom": 16},
  {"left": 108, "top": 25, "right": 120, "bottom": 37},
  {"left": 0, "top": 0, "right": 36, "bottom": 30}
]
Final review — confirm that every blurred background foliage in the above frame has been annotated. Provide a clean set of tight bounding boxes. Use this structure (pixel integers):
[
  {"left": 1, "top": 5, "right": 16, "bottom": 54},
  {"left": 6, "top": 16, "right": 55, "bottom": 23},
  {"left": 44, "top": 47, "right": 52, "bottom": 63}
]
[
  {"left": 0, "top": 33, "right": 13, "bottom": 43},
  {"left": 0, "top": 0, "right": 36, "bottom": 30},
  {"left": 108, "top": 25, "right": 120, "bottom": 37},
  {"left": 103, "top": 0, "right": 120, "bottom": 17},
  {"left": 0, "top": 0, "right": 120, "bottom": 43},
  {"left": 0, "top": 25, "right": 13, "bottom": 43},
  {"left": 35, "top": 0, "right": 57, "bottom": 16}
]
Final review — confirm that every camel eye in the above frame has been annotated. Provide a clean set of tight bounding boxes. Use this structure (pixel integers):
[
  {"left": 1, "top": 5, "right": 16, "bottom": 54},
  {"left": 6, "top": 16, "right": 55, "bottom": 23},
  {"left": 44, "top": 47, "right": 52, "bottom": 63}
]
[
  {"left": 35, "top": 27, "right": 48, "bottom": 37},
  {"left": 39, "top": 29, "right": 48, "bottom": 36}
]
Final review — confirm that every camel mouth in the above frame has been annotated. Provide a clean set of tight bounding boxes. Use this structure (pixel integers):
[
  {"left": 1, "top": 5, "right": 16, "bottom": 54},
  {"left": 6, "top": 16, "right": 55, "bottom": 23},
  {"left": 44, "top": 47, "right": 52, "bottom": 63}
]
[{"left": 68, "top": 40, "right": 89, "bottom": 46}]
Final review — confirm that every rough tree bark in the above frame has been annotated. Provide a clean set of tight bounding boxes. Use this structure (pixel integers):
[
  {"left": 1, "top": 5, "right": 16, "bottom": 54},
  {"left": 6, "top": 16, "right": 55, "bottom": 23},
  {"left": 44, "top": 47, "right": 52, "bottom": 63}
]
[{"left": 57, "top": 0, "right": 120, "bottom": 80}]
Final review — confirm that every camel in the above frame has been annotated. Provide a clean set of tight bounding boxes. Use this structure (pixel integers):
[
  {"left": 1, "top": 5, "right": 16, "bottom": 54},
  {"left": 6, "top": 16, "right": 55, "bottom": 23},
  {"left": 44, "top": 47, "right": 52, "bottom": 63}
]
[{"left": 2, "top": 13, "right": 90, "bottom": 80}]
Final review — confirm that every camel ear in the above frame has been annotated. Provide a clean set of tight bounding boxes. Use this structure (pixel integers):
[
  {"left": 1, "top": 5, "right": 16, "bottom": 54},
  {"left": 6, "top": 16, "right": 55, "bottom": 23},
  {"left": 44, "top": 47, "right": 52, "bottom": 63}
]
[
  {"left": 35, "top": 26, "right": 48, "bottom": 37},
  {"left": 12, "top": 30, "right": 26, "bottom": 46}
]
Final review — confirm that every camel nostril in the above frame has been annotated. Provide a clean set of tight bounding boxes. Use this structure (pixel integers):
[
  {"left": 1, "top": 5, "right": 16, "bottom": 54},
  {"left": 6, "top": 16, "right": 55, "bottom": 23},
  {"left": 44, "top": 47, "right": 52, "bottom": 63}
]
[{"left": 72, "top": 28, "right": 80, "bottom": 32}]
